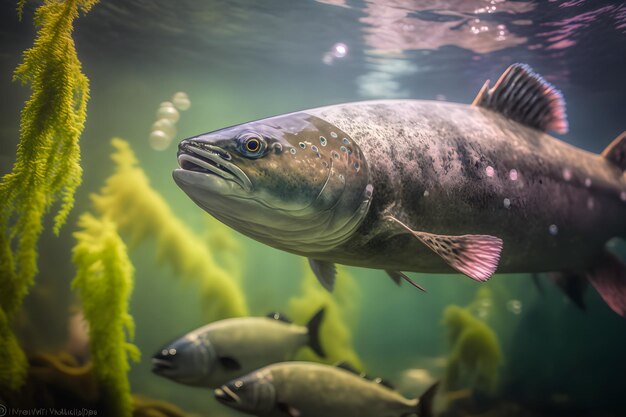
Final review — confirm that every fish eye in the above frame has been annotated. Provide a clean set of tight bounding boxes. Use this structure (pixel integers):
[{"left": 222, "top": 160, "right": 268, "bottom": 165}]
[
  {"left": 237, "top": 132, "right": 267, "bottom": 158},
  {"left": 246, "top": 137, "right": 261, "bottom": 152}
]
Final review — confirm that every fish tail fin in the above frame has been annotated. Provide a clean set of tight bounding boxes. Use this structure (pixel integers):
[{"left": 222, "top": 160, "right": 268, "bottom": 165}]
[
  {"left": 413, "top": 381, "right": 439, "bottom": 417},
  {"left": 306, "top": 307, "right": 326, "bottom": 358},
  {"left": 587, "top": 239, "right": 626, "bottom": 317},
  {"left": 601, "top": 131, "right": 626, "bottom": 171}
]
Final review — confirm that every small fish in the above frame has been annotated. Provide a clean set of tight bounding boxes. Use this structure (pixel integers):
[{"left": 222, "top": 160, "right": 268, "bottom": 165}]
[
  {"left": 173, "top": 63, "right": 626, "bottom": 317},
  {"left": 152, "top": 308, "right": 325, "bottom": 388},
  {"left": 214, "top": 361, "right": 439, "bottom": 417}
]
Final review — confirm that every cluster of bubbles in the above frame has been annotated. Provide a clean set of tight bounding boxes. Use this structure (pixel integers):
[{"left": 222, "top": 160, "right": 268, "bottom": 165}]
[
  {"left": 506, "top": 299, "right": 523, "bottom": 315},
  {"left": 322, "top": 42, "right": 348, "bottom": 65},
  {"left": 149, "top": 92, "right": 191, "bottom": 151}
]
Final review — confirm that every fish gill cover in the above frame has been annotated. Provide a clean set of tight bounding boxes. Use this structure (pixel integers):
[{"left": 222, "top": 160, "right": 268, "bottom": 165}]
[{"left": 0, "top": 0, "right": 98, "bottom": 391}]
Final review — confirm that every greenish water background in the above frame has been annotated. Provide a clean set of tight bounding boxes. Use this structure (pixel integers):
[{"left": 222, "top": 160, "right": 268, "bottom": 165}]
[{"left": 1, "top": 1, "right": 625, "bottom": 416}]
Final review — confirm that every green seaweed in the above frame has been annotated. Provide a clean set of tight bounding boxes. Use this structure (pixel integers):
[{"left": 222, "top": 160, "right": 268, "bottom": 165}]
[
  {"left": 92, "top": 138, "right": 248, "bottom": 320},
  {"left": 0, "top": 0, "right": 98, "bottom": 390},
  {"left": 72, "top": 213, "right": 140, "bottom": 417},
  {"left": 443, "top": 304, "right": 503, "bottom": 394},
  {"left": 288, "top": 262, "right": 363, "bottom": 369}
]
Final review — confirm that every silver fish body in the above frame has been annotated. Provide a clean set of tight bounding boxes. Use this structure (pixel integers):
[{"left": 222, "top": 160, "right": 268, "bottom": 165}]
[
  {"left": 152, "top": 310, "right": 325, "bottom": 388},
  {"left": 306, "top": 99, "right": 626, "bottom": 273},
  {"left": 214, "top": 362, "right": 435, "bottom": 417}
]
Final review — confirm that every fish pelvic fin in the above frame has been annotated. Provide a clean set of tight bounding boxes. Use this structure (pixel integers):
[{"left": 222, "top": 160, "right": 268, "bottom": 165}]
[
  {"left": 308, "top": 258, "right": 336, "bottom": 291},
  {"left": 547, "top": 272, "right": 588, "bottom": 311},
  {"left": 386, "top": 216, "right": 503, "bottom": 282},
  {"left": 386, "top": 270, "right": 427, "bottom": 292},
  {"left": 306, "top": 307, "right": 326, "bottom": 358},
  {"left": 587, "top": 239, "right": 626, "bottom": 317},
  {"left": 472, "top": 63, "right": 568, "bottom": 134},
  {"left": 601, "top": 131, "right": 626, "bottom": 171}
]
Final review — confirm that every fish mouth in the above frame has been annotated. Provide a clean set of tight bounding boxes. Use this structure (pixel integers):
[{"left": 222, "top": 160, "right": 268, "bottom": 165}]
[
  {"left": 151, "top": 358, "right": 175, "bottom": 374},
  {"left": 177, "top": 141, "right": 252, "bottom": 191},
  {"left": 214, "top": 386, "right": 241, "bottom": 404}
]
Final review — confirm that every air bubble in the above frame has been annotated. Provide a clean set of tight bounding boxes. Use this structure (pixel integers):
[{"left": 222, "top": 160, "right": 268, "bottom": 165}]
[
  {"left": 171, "top": 92, "right": 191, "bottom": 111},
  {"left": 509, "top": 169, "right": 518, "bottom": 181},
  {"left": 507, "top": 300, "right": 522, "bottom": 315},
  {"left": 156, "top": 104, "right": 180, "bottom": 123},
  {"left": 621, "top": 191, "right": 626, "bottom": 201},
  {"left": 549, "top": 224, "right": 558, "bottom": 235},
  {"left": 149, "top": 130, "right": 171, "bottom": 151},
  {"left": 503, "top": 198, "right": 511, "bottom": 208},
  {"left": 423, "top": 190, "right": 430, "bottom": 197},
  {"left": 585, "top": 178, "right": 592, "bottom": 187},
  {"left": 485, "top": 166, "right": 494, "bottom": 177}
]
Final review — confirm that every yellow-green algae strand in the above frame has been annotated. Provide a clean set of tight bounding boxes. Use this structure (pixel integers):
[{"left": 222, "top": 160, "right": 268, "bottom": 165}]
[
  {"left": 72, "top": 213, "right": 140, "bottom": 417},
  {"left": 288, "top": 262, "right": 363, "bottom": 369},
  {"left": 443, "top": 304, "right": 503, "bottom": 394},
  {"left": 92, "top": 138, "right": 248, "bottom": 320},
  {"left": 0, "top": 0, "right": 98, "bottom": 390}
]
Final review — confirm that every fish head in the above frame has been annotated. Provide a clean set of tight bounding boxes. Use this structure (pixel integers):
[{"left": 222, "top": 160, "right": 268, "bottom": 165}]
[
  {"left": 151, "top": 333, "right": 215, "bottom": 386},
  {"left": 173, "top": 112, "right": 373, "bottom": 254},
  {"left": 214, "top": 369, "right": 276, "bottom": 415}
]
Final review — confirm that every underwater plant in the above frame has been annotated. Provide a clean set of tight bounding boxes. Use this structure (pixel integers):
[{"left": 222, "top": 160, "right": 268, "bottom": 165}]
[
  {"left": 442, "top": 304, "right": 503, "bottom": 394},
  {"left": 288, "top": 262, "right": 363, "bottom": 369},
  {"left": 0, "top": 0, "right": 98, "bottom": 390},
  {"left": 91, "top": 138, "right": 248, "bottom": 320},
  {"left": 72, "top": 213, "right": 140, "bottom": 417}
]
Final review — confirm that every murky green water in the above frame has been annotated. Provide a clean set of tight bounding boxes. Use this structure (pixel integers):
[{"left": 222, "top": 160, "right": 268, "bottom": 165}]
[{"left": 1, "top": 1, "right": 625, "bottom": 416}]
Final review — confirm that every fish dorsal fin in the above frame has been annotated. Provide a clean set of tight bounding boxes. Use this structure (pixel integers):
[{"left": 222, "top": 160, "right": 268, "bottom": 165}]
[
  {"left": 266, "top": 312, "right": 292, "bottom": 323},
  {"left": 371, "top": 377, "right": 395, "bottom": 390},
  {"left": 308, "top": 258, "right": 336, "bottom": 291},
  {"left": 601, "top": 131, "right": 626, "bottom": 171},
  {"left": 386, "top": 216, "right": 503, "bottom": 282},
  {"left": 472, "top": 63, "right": 568, "bottom": 134},
  {"left": 334, "top": 361, "right": 362, "bottom": 376}
]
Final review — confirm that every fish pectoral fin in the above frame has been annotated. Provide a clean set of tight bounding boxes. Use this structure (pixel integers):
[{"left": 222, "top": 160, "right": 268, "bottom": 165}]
[
  {"left": 386, "top": 216, "right": 503, "bottom": 282},
  {"left": 385, "top": 270, "right": 427, "bottom": 292},
  {"left": 218, "top": 356, "right": 242, "bottom": 371},
  {"left": 277, "top": 403, "right": 301, "bottom": 417},
  {"left": 308, "top": 258, "right": 336, "bottom": 292}
]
